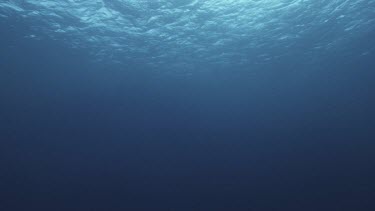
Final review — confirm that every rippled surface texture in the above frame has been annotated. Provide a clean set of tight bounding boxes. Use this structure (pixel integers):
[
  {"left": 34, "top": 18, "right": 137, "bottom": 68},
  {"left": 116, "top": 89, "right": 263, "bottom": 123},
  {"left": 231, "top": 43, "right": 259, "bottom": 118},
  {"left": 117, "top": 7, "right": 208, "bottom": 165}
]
[{"left": 1, "top": 0, "right": 375, "bottom": 71}]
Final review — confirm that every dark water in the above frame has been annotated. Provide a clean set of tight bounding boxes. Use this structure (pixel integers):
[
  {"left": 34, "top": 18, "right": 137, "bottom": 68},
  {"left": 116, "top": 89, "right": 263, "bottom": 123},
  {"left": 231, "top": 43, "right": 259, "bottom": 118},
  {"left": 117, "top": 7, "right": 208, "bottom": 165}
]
[{"left": 1, "top": 1, "right": 375, "bottom": 210}]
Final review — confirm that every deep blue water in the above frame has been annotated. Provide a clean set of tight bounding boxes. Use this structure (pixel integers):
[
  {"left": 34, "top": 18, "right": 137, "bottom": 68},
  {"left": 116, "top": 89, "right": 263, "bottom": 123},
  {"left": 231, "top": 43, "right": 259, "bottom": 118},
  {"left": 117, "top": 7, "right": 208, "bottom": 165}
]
[{"left": 1, "top": 1, "right": 375, "bottom": 210}]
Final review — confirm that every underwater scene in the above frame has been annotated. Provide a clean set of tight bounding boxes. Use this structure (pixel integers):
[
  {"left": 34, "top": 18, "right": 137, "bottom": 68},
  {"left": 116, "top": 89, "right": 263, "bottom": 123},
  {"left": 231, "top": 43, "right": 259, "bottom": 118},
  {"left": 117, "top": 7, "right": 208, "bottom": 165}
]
[{"left": 1, "top": 0, "right": 375, "bottom": 210}]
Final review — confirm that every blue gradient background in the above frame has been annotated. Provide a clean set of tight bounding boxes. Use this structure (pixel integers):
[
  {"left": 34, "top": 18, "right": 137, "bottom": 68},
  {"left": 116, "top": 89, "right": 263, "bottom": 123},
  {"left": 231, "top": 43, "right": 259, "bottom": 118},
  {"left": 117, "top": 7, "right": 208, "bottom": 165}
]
[{"left": 1, "top": 1, "right": 375, "bottom": 210}]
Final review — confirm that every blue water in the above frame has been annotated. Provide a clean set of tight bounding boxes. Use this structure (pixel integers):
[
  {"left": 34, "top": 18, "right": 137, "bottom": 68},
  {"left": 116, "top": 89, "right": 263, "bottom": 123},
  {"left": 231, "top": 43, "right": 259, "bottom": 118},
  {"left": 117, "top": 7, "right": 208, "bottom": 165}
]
[{"left": 1, "top": 1, "right": 375, "bottom": 210}]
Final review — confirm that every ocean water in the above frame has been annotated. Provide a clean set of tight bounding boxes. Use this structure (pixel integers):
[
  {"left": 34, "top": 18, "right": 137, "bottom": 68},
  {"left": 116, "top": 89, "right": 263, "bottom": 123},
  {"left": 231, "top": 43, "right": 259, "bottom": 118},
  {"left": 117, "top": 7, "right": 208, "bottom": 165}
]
[{"left": 1, "top": 0, "right": 375, "bottom": 210}]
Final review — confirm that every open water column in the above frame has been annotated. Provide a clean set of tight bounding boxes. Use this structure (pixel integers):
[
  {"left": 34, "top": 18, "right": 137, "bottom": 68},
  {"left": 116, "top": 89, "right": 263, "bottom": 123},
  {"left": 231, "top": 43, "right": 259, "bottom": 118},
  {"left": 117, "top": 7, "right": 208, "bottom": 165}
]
[{"left": 1, "top": 0, "right": 375, "bottom": 210}]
